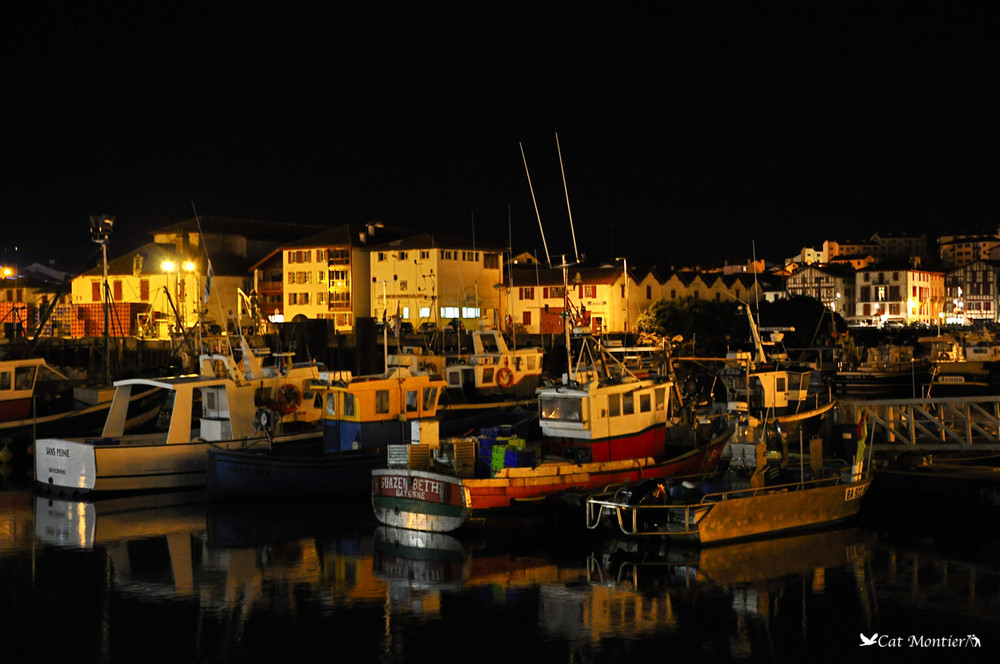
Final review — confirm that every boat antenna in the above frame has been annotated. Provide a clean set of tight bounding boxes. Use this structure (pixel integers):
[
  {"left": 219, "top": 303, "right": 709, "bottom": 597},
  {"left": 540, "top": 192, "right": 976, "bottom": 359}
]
[
  {"left": 555, "top": 132, "right": 580, "bottom": 264},
  {"left": 519, "top": 141, "right": 552, "bottom": 268}
]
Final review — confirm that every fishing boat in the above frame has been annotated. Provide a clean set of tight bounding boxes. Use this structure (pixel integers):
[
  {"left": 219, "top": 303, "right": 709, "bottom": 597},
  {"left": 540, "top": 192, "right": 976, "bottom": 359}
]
[
  {"left": 371, "top": 331, "right": 732, "bottom": 533},
  {"left": 919, "top": 332, "right": 1000, "bottom": 397},
  {"left": 443, "top": 329, "right": 544, "bottom": 401},
  {"left": 0, "top": 355, "right": 164, "bottom": 458},
  {"left": 205, "top": 353, "right": 448, "bottom": 497},
  {"left": 33, "top": 336, "right": 329, "bottom": 495},
  {"left": 584, "top": 416, "right": 872, "bottom": 545},
  {"left": 833, "top": 343, "right": 932, "bottom": 398}
]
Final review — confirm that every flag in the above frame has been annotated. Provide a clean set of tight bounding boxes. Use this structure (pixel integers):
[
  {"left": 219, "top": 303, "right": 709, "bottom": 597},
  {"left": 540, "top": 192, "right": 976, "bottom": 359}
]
[
  {"left": 392, "top": 300, "right": 401, "bottom": 339},
  {"left": 853, "top": 413, "right": 868, "bottom": 479},
  {"left": 203, "top": 259, "right": 214, "bottom": 305}
]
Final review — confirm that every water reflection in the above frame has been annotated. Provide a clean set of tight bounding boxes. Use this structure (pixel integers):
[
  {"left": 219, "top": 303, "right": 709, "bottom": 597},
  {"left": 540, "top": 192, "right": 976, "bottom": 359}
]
[{"left": 1, "top": 487, "right": 998, "bottom": 661}]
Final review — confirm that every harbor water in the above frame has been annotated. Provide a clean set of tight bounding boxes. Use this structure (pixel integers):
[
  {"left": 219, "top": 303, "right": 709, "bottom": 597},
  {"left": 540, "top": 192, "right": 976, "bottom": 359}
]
[{"left": 1, "top": 472, "right": 998, "bottom": 663}]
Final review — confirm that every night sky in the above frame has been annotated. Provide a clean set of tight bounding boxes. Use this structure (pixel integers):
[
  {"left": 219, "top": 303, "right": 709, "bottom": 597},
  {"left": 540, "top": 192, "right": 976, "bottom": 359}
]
[{"left": 5, "top": 6, "right": 999, "bottom": 274}]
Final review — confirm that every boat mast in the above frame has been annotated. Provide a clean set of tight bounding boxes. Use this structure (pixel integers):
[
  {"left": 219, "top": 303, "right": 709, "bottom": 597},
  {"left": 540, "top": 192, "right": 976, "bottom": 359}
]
[{"left": 520, "top": 134, "right": 581, "bottom": 383}]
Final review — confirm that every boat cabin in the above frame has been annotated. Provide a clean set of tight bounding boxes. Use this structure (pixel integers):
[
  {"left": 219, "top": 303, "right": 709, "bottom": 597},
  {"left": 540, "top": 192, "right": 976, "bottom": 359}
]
[{"left": 319, "top": 355, "right": 446, "bottom": 454}]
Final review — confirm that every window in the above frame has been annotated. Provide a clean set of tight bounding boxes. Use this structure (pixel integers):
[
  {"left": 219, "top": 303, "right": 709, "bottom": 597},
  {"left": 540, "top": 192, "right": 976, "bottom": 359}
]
[
  {"left": 580, "top": 285, "right": 596, "bottom": 298},
  {"left": 622, "top": 391, "right": 634, "bottom": 415},
  {"left": 399, "top": 280, "right": 408, "bottom": 291},
  {"left": 539, "top": 396, "right": 582, "bottom": 422},
  {"left": 483, "top": 367, "right": 494, "bottom": 384},
  {"left": 399, "top": 251, "right": 408, "bottom": 260},
  {"left": 646, "top": 285, "right": 652, "bottom": 298},
  {"left": 519, "top": 287, "right": 534, "bottom": 300},
  {"left": 419, "top": 307, "right": 431, "bottom": 318},
  {"left": 15, "top": 366, "right": 36, "bottom": 390},
  {"left": 484, "top": 253, "right": 499, "bottom": 269},
  {"left": 288, "top": 272, "right": 297, "bottom": 284},
  {"left": 640, "top": 393, "right": 651, "bottom": 412},
  {"left": 343, "top": 393, "right": 356, "bottom": 417},
  {"left": 140, "top": 279, "right": 149, "bottom": 301},
  {"left": 608, "top": 394, "right": 621, "bottom": 417},
  {"left": 92, "top": 281, "right": 101, "bottom": 302},
  {"left": 375, "top": 390, "right": 390, "bottom": 414},
  {"left": 423, "top": 387, "right": 439, "bottom": 410},
  {"left": 441, "top": 306, "right": 460, "bottom": 318},
  {"left": 419, "top": 250, "right": 430, "bottom": 260},
  {"left": 406, "top": 390, "right": 418, "bottom": 412},
  {"left": 522, "top": 311, "right": 531, "bottom": 325},
  {"left": 462, "top": 307, "right": 480, "bottom": 318},
  {"left": 113, "top": 281, "right": 122, "bottom": 301},
  {"left": 377, "top": 252, "right": 387, "bottom": 262}
]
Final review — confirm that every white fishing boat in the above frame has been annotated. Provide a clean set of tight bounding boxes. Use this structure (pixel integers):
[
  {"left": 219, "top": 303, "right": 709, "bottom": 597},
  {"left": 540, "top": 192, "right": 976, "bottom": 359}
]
[
  {"left": 443, "top": 329, "right": 544, "bottom": 400},
  {"left": 34, "top": 336, "right": 329, "bottom": 495}
]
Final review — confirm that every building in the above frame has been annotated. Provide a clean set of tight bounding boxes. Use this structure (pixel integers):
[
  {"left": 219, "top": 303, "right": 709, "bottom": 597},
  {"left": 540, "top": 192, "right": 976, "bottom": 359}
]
[
  {"left": 853, "top": 259, "right": 944, "bottom": 326},
  {"left": 944, "top": 259, "right": 1000, "bottom": 324},
  {"left": 938, "top": 231, "right": 1000, "bottom": 268},
  {"left": 786, "top": 263, "right": 855, "bottom": 318},
  {"left": 369, "top": 233, "right": 504, "bottom": 331},
  {"left": 250, "top": 222, "right": 412, "bottom": 331}
]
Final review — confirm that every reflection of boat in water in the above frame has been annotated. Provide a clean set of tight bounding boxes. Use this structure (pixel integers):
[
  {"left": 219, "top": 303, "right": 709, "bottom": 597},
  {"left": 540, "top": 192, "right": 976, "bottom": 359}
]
[
  {"left": 33, "top": 490, "right": 207, "bottom": 549},
  {"left": 205, "top": 494, "right": 378, "bottom": 548},
  {"left": 591, "top": 526, "right": 870, "bottom": 589}
]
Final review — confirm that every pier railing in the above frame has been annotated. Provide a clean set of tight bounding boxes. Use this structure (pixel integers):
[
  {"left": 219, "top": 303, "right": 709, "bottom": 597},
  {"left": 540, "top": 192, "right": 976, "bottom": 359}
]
[{"left": 839, "top": 396, "right": 1000, "bottom": 452}]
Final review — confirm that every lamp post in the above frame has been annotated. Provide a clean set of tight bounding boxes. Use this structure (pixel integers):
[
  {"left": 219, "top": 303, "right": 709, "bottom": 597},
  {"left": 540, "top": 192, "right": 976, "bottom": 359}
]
[{"left": 89, "top": 215, "right": 114, "bottom": 384}]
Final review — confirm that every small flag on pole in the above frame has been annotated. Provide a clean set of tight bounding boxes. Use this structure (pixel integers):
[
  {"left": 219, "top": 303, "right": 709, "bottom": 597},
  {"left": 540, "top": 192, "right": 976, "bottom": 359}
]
[{"left": 203, "top": 259, "right": 214, "bottom": 305}]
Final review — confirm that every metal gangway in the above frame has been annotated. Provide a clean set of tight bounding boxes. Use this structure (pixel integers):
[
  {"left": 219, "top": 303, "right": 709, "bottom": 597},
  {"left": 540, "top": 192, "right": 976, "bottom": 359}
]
[{"left": 839, "top": 396, "right": 1000, "bottom": 453}]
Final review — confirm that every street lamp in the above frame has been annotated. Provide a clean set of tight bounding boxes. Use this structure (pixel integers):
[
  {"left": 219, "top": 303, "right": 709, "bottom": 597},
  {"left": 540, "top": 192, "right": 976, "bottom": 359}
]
[{"left": 89, "top": 215, "right": 115, "bottom": 384}]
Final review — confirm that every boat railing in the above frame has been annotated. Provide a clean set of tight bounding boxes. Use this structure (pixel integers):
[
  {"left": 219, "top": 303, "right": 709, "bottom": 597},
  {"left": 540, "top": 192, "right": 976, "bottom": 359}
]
[{"left": 586, "top": 473, "right": 856, "bottom": 537}]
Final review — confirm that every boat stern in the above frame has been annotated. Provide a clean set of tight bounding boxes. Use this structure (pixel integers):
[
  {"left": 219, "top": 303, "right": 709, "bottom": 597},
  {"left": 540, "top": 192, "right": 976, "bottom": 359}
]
[{"left": 34, "top": 437, "right": 98, "bottom": 494}]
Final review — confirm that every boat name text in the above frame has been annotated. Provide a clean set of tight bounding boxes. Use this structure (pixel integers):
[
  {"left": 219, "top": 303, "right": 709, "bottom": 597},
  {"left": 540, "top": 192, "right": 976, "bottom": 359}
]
[
  {"left": 379, "top": 475, "right": 442, "bottom": 497},
  {"left": 845, "top": 485, "right": 866, "bottom": 501},
  {"left": 44, "top": 447, "right": 71, "bottom": 458}
]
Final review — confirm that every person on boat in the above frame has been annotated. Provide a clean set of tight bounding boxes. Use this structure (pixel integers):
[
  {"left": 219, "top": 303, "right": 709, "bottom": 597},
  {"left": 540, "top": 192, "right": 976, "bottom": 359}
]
[{"left": 631, "top": 479, "right": 668, "bottom": 505}]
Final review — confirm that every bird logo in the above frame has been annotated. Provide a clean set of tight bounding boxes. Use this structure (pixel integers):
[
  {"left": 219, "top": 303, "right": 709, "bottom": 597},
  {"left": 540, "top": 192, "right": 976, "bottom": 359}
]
[{"left": 859, "top": 633, "right": 879, "bottom": 646}]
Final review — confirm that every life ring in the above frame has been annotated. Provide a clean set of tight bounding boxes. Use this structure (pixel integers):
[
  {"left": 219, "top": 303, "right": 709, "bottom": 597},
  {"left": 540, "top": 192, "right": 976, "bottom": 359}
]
[
  {"left": 272, "top": 384, "right": 301, "bottom": 415},
  {"left": 496, "top": 367, "right": 515, "bottom": 389}
]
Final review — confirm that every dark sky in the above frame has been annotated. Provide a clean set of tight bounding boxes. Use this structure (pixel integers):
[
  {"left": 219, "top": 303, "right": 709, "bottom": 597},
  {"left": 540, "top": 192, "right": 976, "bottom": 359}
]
[{"left": 5, "top": 6, "right": 999, "bottom": 273}]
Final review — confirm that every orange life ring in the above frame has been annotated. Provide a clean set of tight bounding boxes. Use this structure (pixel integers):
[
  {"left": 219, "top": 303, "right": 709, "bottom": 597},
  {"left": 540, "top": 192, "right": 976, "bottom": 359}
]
[
  {"left": 272, "top": 384, "right": 301, "bottom": 415},
  {"left": 496, "top": 367, "right": 515, "bottom": 389}
]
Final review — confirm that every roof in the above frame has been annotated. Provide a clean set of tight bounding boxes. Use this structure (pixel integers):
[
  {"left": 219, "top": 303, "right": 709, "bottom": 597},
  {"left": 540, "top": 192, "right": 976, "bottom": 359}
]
[
  {"left": 367, "top": 232, "right": 503, "bottom": 253},
  {"left": 79, "top": 243, "right": 256, "bottom": 278},
  {"left": 151, "top": 216, "right": 328, "bottom": 242}
]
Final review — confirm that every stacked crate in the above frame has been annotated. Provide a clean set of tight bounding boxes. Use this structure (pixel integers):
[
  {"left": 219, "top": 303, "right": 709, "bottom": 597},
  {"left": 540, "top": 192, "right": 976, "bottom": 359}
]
[{"left": 477, "top": 424, "right": 536, "bottom": 474}]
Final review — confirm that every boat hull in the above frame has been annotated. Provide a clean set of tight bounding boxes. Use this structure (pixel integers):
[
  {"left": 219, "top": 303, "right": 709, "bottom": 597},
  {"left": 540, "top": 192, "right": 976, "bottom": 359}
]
[
  {"left": 371, "top": 435, "right": 729, "bottom": 533},
  {"left": 206, "top": 446, "right": 385, "bottom": 497},
  {"left": 588, "top": 476, "right": 871, "bottom": 545},
  {"left": 34, "top": 430, "right": 322, "bottom": 496}
]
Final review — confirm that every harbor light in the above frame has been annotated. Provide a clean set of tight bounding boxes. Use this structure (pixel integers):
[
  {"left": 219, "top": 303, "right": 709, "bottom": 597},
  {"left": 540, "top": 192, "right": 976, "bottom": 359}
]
[{"left": 161, "top": 260, "right": 176, "bottom": 273}]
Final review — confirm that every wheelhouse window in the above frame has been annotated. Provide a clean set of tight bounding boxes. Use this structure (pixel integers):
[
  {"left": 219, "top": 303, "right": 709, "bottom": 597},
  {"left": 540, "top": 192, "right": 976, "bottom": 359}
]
[
  {"left": 540, "top": 396, "right": 582, "bottom": 422},
  {"left": 423, "top": 386, "right": 439, "bottom": 410},
  {"left": 375, "top": 389, "right": 390, "bottom": 414}
]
